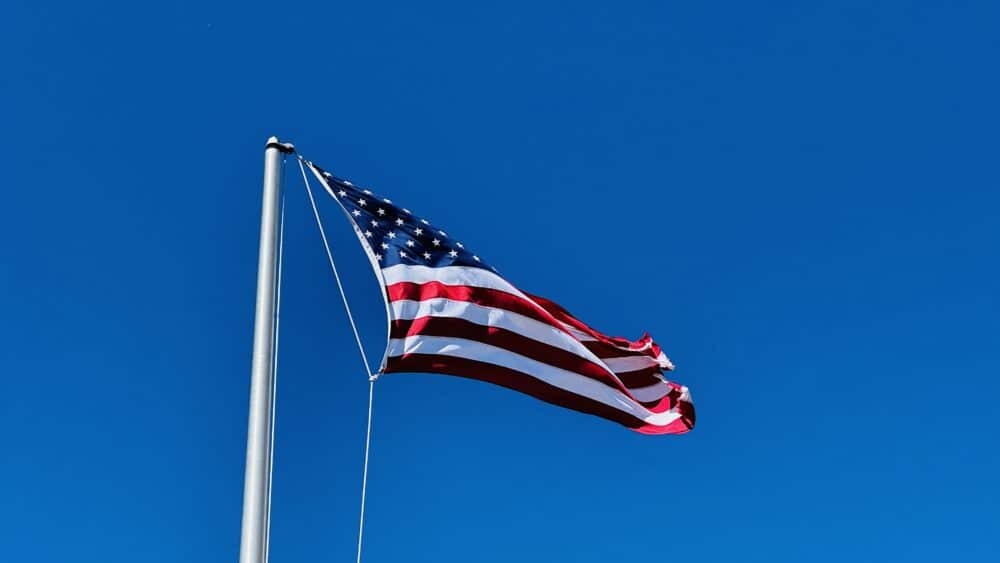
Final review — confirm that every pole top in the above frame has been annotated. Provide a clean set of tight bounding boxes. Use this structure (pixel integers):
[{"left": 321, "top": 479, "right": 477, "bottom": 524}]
[{"left": 265, "top": 136, "right": 295, "bottom": 154}]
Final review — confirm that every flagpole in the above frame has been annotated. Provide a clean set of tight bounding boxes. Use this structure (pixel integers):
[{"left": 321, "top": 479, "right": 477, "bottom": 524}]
[{"left": 240, "top": 136, "right": 293, "bottom": 563}]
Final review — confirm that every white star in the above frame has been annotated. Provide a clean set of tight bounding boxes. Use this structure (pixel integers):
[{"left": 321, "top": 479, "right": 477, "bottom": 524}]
[
  {"left": 432, "top": 238, "right": 441, "bottom": 246},
  {"left": 406, "top": 240, "right": 415, "bottom": 247},
  {"left": 337, "top": 190, "right": 347, "bottom": 197},
  {"left": 370, "top": 220, "right": 379, "bottom": 227},
  {"left": 423, "top": 252, "right": 431, "bottom": 260},
  {"left": 448, "top": 249, "right": 458, "bottom": 258},
  {"left": 362, "top": 189, "right": 372, "bottom": 195},
  {"left": 456, "top": 242, "right": 464, "bottom": 249},
  {"left": 344, "top": 180, "right": 353, "bottom": 185},
  {"left": 395, "top": 218, "right": 404, "bottom": 226},
  {"left": 402, "top": 208, "right": 411, "bottom": 214},
  {"left": 377, "top": 208, "right": 386, "bottom": 216},
  {"left": 438, "top": 230, "right": 447, "bottom": 237},
  {"left": 383, "top": 198, "right": 392, "bottom": 204},
  {"left": 387, "top": 231, "right": 396, "bottom": 239},
  {"left": 399, "top": 250, "right": 407, "bottom": 258},
  {"left": 473, "top": 255, "right": 480, "bottom": 262},
  {"left": 352, "top": 210, "right": 362, "bottom": 217},
  {"left": 364, "top": 230, "right": 373, "bottom": 238},
  {"left": 380, "top": 242, "right": 389, "bottom": 250},
  {"left": 375, "top": 253, "right": 383, "bottom": 261},
  {"left": 357, "top": 198, "right": 367, "bottom": 206},
  {"left": 414, "top": 227, "right": 423, "bottom": 236},
  {"left": 420, "top": 219, "right": 429, "bottom": 225}
]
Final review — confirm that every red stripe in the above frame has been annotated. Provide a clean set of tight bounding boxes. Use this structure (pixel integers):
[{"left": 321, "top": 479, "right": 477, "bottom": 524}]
[
  {"left": 384, "top": 354, "right": 693, "bottom": 435},
  {"left": 385, "top": 280, "right": 693, "bottom": 430},
  {"left": 582, "top": 340, "right": 660, "bottom": 361},
  {"left": 615, "top": 368, "right": 668, "bottom": 389},
  {"left": 390, "top": 317, "right": 678, "bottom": 411},
  {"left": 391, "top": 316, "right": 629, "bottom": 392},
  {"left": 527, "top": 292, "right": 670, "bottom": 366},
  {"left": 387, "top": 282, "right": 571, "bottom": 336},
  {"left": 388, "top": 281, "right": 671, "bottom": 375}
]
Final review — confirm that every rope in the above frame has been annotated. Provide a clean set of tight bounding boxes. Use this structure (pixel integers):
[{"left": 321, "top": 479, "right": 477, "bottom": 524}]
[
  {"left": 356, "top": 378, "right": 376, "bottom": 563},
  {"left": 296, "top": 157, "right": 378, "bottom": 563},
  {"left": 296, "top": 158, "right": 376, "bottom": 379}
]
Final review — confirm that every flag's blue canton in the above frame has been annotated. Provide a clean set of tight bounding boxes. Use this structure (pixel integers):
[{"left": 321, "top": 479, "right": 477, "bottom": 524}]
[{"left": 313, "top": 165, "right": 497, "bottom": 273}]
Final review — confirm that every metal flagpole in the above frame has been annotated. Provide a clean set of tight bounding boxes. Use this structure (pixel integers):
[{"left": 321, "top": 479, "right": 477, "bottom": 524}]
[{"left": 240, "top": 136, "right": 294, "bottom": 563}]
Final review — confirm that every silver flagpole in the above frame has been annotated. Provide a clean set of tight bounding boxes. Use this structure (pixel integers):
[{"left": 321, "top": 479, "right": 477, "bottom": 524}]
[{"left": 240, "top": 136, "right": 293, "bottom": 563}]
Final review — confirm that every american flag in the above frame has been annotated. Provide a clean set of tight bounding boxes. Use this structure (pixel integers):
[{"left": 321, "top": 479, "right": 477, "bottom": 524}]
[{"left": 307, "top": 162, "right": 695, "bottom": 434}]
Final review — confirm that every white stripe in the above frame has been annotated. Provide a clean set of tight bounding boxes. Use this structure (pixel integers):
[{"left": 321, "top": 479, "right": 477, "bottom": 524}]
[
  {"left": 561, "top": 322, "right": 674, "bottom": 369},
  {"left": 392, "top": 297, "right": 662, "bottom": 395},
  {"left": 563, "top": 323, "right": 674, "bottom": 370},
  {"left": 601, "top": 353, "right": 674, "bottom": 372},
  {"left": 393, "top": 299, "right": 675, "bottom": 399},
  {"left": 603, "top": 355, "right": 665, "bottom": 373},
  {"left": 562, "top": 324, "right": 597, "bottom": 342},
  {"left": 657, "top": 351, "right": 675, "bottom": 370},
  {"left": 560, "top": 320, "right": 657, "bottom": 353},
  {"left": 561, "top": 325, "right": 659, "bottom": 359},
  {"left": 629, "top": 381, "right": 674, "bottom": 403},
  {"left": 384, "top": 263, "right": 675, "bottom": 386},
  {"left": 392, "top": 298, "right": 599, "bottom": 364},
  {"left": 382, "top": 264, "right": 525, "bottom": 295},
  {"left": 387, "top": 336, "right": 683, "bottom": 427},
  {"left": 679, "top": 386, "right": 692, "bottom": 403}
]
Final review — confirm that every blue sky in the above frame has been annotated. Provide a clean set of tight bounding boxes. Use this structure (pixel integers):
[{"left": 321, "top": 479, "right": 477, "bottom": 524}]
[{"left": 2, "top": 1, "right": 998, "bottom": 562}]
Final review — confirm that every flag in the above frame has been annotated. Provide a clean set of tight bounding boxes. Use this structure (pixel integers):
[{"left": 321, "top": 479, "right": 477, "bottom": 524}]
[{"left": 307, "top": 162, "right": 695, "bottom": 435}]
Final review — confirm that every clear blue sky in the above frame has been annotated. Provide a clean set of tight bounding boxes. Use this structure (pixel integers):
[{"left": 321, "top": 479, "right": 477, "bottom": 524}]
[{"left": 2, "top": 2, "right": 997, "bottom": 562}]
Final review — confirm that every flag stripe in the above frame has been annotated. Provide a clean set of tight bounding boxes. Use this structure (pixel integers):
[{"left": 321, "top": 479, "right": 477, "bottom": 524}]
[
  {"left": 383, "top": 264, "right": 524, "bottom": 299},
  {"left": 389, "top": 316, "right": 674, "bottom": 404},
  {"left": 581, "top": 339, "right": 657, "bottom": 358},
  {"left": 577, "top": 337, "right": 673, "bottom": 371},
  {"left": 390, "top": 297, "right": 586, "bottom": 363},
  {"left": 629, "top": 381, "right": 680, "bottom": 403},
  {"left": 388, "top": 286, "right": 648, "bottom": 386},
  {"left": 615, "top": 368, "right": 668, "bottom": 389},
  {"left": 384, "top": 353, "right": 693, "bottom": 435},
  {"left": 533, "top": 293, "right": 674, "bottom": 369},
  {"left": 385, "top": 273, "right": 684, "bottom": 407},
  {"left": 602, "top": 355, "right": 670, "bottom": 374},
  {"left": 385, "top": 266, "right": 673, "bottom": 370},
  {"left": 389, "top": 317, "right": 618, "bottom": 386},
  {"left": 386, "top": 335, "right": 687, "bottom": 426},
  {"left": 389, "top": 296, "right": 674, "bottom": 401},
  {"left": 387, "top": 281, "right": 564, "bottom": 335}
]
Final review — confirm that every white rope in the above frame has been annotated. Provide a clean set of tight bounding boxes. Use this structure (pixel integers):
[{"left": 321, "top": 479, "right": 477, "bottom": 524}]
[
  {"left": 296, "top": 157, "right": 378, "bottom": 563},
  {"left": 355, "top": 378, "right": 376, "bottom": 563},
  {"left": 297, "top": 158, "right": 376, "bottom": 379}
]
